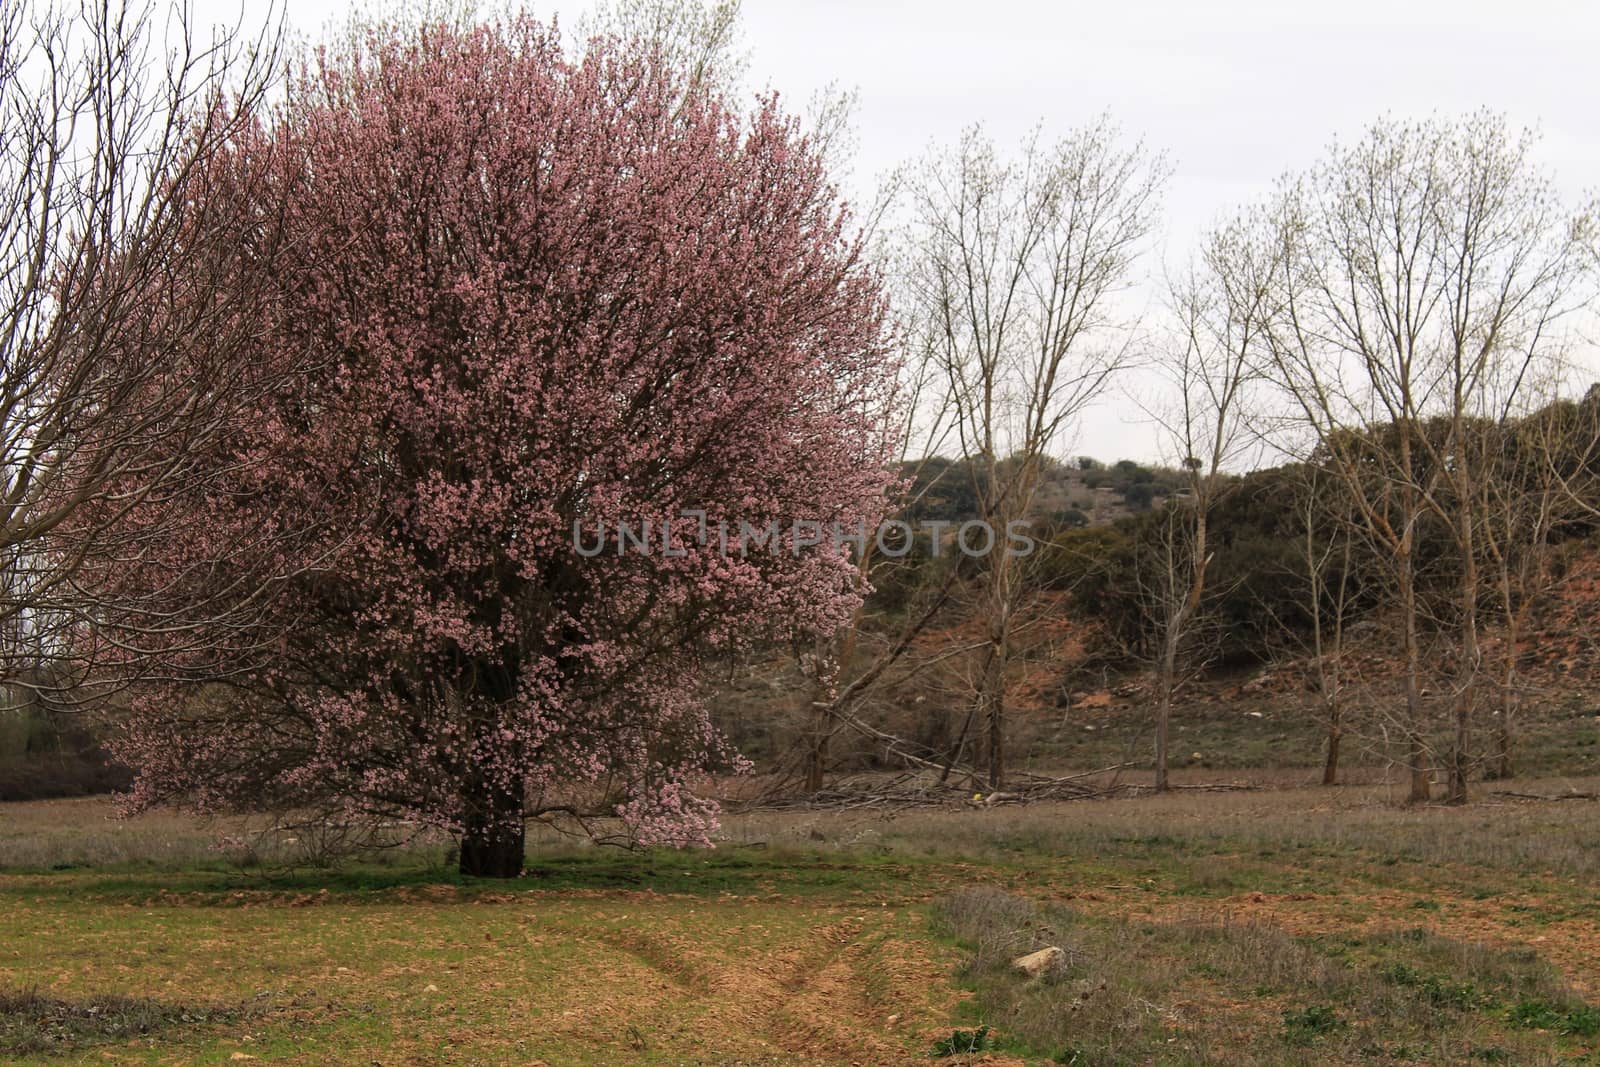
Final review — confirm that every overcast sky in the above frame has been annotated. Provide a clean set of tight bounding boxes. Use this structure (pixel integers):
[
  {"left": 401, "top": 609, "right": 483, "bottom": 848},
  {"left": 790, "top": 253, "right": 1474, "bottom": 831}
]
[
  {"left": 205, "top": 0, "right": 1600, "bottom": 461},
  {"left": 737, "top": 0, "right": 1600, "bottom": 461}
]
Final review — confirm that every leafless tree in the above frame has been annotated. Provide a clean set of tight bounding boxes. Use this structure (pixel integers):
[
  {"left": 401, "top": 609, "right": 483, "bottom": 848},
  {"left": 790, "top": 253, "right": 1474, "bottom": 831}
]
[
  {"left": 900, "top": 119, "right": 1164, "bottom": 788},
  {"left": 579, "top": 0, "right": 745, "bottom": 99},
  {"left": 0, "top": 0, "right": 283, "bottom": 689},
  {"left": 1477, "top": 386, "right": 1598, "bottom": 779},
  {"left": 792, "top": 357, "right": 959, "bottom": 794},
  {"left": 1250, "top": 462, "right": 1366, "bottom": 786},
  {"left": 1142, "top": 219, "right": 1269, "bottom": 790},
  {"left": 1253, "top": 113, "right": 1595, "bottom": 803}
]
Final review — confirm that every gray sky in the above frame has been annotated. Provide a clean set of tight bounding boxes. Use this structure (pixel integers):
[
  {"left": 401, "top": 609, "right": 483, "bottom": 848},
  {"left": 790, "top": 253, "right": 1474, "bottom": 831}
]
[
  {"left": 211, "top": 0, "right": 1600, "bottom": 461},
  {"left": 734, "top": 0, "right": 1600, "bottom": 461}
]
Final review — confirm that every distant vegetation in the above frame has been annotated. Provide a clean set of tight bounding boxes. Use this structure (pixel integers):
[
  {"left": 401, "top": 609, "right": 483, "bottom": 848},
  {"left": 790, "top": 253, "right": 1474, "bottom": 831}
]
[
  {"left": 902, "top": 455, "right": 1188, "bottom": 529},
  {"left": 0, "top": 690, "right": 127, "bottom": 802}
]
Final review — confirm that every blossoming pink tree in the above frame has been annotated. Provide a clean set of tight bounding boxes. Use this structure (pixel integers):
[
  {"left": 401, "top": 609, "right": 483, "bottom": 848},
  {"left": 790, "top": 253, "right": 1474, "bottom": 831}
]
[{"left": 81, "top": 17, "right": 896, "bottom": 877}]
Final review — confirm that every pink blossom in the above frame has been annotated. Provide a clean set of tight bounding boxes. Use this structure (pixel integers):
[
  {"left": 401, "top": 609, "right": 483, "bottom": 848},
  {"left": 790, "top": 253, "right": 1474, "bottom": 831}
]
[{"left": 75, "top": 16, "right": 898, "bottom": 867}]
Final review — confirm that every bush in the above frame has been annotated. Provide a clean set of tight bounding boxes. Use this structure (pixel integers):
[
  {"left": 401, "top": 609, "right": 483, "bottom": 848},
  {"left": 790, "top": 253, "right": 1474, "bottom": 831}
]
[
  {"left": 930, "top": 1026, "right": 994, "bottom": 1056},
  {"left": 1507, "top": 997, "right": 1600, "bottom": 1036},
  {"left": 0, "top": 703, "right": 129, "bottom": 801},
  {"left": 1282, "top": 1004, "right": 1345, "bottom": 1044}
]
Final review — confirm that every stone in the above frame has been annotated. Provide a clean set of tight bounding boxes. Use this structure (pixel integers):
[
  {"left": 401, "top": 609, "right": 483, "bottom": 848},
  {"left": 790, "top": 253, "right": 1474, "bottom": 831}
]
[{"left": 1011, "top": 946, "right": 1066, "bottom": 979}]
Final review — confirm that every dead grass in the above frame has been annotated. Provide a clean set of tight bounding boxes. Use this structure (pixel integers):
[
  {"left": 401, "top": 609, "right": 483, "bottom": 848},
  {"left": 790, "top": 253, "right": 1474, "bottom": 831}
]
[
  {"left": 0, "top": 987, "right": 258, "bottom": 1057},
  {"left": 934, "top": 886, "right": 1594, "bottom": 1065},
  {"left": 718, "top": 775, "right": 1600, "bottom": 885}
]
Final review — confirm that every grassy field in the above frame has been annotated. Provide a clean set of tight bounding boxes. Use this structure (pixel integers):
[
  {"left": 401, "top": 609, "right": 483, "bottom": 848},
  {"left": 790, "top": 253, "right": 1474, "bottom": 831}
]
[{"left": 5, "top": 782, "right": 1600, "bottom": 1065}]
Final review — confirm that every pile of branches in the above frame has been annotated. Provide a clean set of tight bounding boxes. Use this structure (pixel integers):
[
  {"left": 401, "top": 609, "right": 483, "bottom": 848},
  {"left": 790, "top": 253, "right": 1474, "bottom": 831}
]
[{"left": 723, "top": 764, "right": 1127, "bottom": 813}]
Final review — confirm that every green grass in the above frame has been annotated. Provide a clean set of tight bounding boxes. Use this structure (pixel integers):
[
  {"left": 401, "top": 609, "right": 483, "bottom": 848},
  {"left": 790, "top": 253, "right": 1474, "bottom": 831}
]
[
  {"left": 6, "top": 781, "right": 1600, "bottom": 1064},
  {"left": 1507, "top": 998, "right": 1600, "bottom": 1037},
  {"left": 0, "top": 844, "right": 934, "bottom": 910},
  {"left": 0, "top": 869, "right": 947, "bottom": 1064},
  {"left": 0, "top": 828, "right": 969, "bottom": 1065}
]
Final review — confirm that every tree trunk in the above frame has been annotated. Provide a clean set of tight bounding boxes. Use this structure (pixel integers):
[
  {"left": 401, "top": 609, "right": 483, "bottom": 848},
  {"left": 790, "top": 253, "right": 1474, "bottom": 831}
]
[
  {"left": 1399, "top": 552, "right": 1431, "bottom": 803},
  {"left": 1446, "top": 520, "right": 1479, "bottom": 806},
  {"left": 1155, "top": 515, "right": 1206, "bottom": 795},
  {"left": 802, "top": 670, "right": 830, "bottom": 794},
  {"left": 803, "top": 588, "right": 866, "bottom": 794},
  {"left": 1322, "top": 709, "right": 1341, "bottom": 786},
  {"left": 982, "top": 636, "right": 1007, "bottom": 790},
  {"left": 1154, "top": 683, "right": 1171, "bottom": 793},
  {"left": 980, "top": 552, "right": 1012, "bottom": 791},
  {"left": 1404, "top": 730, "right": 1430, "bottom": 803},
  {"left": 1492, "top": 620, "right": 1519, "bottom": 780},
  {"left": 802, "top": 710, "right": 828, "bottom": 794},
  {"left": 1154, "top": 632, "right": 1176, "bottom": 793},
  {"left": 1312, "top": 523, "right": 1344, "bottom": 789},
  {"left": 1492, "top": 715, "right": 1513, "bottom": 781},
  {"left": 1446, "top": 699, "right": 1472, "bottom": 805},
  {"left": 941, "top": 699, "right": 979, "bottom": 785},
  {"left": 459, "top": 774, "right": 526, "bottom": 878}
]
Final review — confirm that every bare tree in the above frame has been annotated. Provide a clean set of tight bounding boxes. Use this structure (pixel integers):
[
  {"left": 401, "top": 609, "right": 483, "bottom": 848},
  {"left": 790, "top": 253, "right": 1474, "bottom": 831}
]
[
  {"left": 0, "top": 0, "right": 284, "bottom": 689},
  {"left": 1247, "top": 460, "right": 1368, "bottom": 786},
  {"left": 1142, "top": 220, "right": 1268, "bottom": 791},
  {"left": 1477, "top": 387, "right": 1597, "bottom": 779},
  {"left": 1254, "top": 113, "right": 1595, "bottom": 803},
  {"left": 579, "top": 0, "right": 745, "bottom": 100},
  {"left": 792, "top": 369, "right": 959, "bottom": 795},
  {"left": 900, "top": 119, "right": 1164, "bottom": 788},
  {"left": 1298, "top": 470, "right": 1362, "bottom": 785}
]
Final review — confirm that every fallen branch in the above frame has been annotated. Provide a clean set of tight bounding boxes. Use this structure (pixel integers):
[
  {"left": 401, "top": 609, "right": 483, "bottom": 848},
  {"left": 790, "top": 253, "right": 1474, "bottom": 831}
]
[{"left": 722, "top": 765, "right": 1126, "bottom": 813}]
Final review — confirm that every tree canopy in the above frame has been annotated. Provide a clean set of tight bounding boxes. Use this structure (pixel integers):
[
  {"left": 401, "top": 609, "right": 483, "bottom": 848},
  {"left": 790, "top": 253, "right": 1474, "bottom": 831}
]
[{"left": 79, "top": 17, "right": 897, "bottom": 876}]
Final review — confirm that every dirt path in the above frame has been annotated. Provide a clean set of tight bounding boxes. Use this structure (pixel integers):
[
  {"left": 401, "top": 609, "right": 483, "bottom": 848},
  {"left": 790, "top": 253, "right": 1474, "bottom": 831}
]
[{"left": 0, "top": 882, "right": 986, "bottom": 1066}]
